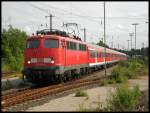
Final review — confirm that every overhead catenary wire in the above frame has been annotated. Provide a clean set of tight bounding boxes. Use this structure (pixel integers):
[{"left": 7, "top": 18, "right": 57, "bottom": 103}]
[{"left": 3, "top": 2, "right": 147, "bottom": 49}]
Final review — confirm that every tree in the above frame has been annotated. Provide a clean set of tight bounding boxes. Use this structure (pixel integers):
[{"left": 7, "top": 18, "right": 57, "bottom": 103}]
[
  {"left": 2, "top": 26, "right": 27, "bottom": 71},
  {"left": 96, "top": 40, "right": 109, "bottom": 48}
]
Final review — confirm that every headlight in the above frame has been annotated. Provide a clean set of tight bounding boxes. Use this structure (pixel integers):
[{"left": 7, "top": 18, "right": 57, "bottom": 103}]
[
  {"left": 51, "top": 60, "right": 54, "bottom": 64},
  {"left": 44, "top": 58, "right": 51, "bottom": 63},
  {"left": 31, "top": 58, "right": 37, "bottom": 63},
  {"left": 27, "top": 61, "right": 31, "bottom": 64}
]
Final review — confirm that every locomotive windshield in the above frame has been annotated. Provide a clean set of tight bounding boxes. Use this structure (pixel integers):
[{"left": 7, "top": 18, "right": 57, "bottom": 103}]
[
  {"left": 44, "top": 39, "right": 59, "bottom": 48},
  {"left": 27, "top": 40, "right": 39, "bottom": 48}
]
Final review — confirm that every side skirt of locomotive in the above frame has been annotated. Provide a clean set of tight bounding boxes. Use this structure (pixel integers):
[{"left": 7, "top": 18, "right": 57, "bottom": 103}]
[
  {"left": 22, "top": 61, "right": 119, "bottom": 84},
  {"left": 22, "top": 64, "right": 89, "bottom": 84}
]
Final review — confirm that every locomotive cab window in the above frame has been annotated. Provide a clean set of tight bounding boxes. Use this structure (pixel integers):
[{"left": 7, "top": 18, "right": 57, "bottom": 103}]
[
  {"left": 27, "top": 40, "right": 39, "bottom": 48},
  {"left": 44, "top": 39, "right": 59, "bottom": 48}
]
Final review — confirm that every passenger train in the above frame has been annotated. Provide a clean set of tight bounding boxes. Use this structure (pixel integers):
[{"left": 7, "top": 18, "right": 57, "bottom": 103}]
[{"left": 22, "top": 29, "right": 127, "bottom": 84}]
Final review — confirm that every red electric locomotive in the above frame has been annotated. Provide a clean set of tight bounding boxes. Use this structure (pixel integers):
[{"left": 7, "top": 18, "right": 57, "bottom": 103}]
[{"left": 22, "top": 29, "right": 127, "bottom": 84}]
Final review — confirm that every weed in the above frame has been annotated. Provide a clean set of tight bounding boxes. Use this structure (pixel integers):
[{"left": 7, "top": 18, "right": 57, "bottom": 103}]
[
  {"left": 99, "top": 79, "right": 108, "bottom": 86},
  {"left": 107, "top": 84, "right": 141, "bottom": 111},
  {"left": 75, "top": 90, "right": 88, "bottom": 97},
  {"left": 78, "top": 102, "right": 87, "bottom": 112}
]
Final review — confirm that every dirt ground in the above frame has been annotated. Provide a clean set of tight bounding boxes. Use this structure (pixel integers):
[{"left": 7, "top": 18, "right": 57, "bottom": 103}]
[{"left": 26, "top": 75, "right": 149, "bottom": 112}]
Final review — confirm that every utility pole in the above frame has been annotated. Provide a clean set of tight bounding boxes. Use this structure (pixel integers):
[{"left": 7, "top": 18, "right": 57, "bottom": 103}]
[
  {"left": 132, "top": 23, "right": 139, "bottom": 56},
  {"left": 129, "top": 33, "right": 134, "bottom": 50},
  {"left": 142, "top": 42, "right": 144, "bottom": 58},
  {"left": 81, "top": 28, "right": 86, "bottom": 42},
  {"left": 127, "top": 40, "right": 130, "bottom": 51},
  {"left": 103, "top": 1, "right": 106, "bottom": 77},
  {"left": 117, "top": 36, "right": 119, "bottom": 49},
  {"left": 145, "top": 21, "right": 148, "bottom": 47},
  {"left": 112, "top": 36, "right": 113, "bottom": 48},
  {"left": 45, "top": 14, "right": 55, "bottom": 31}
]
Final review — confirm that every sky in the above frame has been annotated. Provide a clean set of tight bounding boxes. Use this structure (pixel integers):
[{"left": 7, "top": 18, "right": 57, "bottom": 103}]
[{"left": 2, "top": 1, "right": 149, "bottom": 49}]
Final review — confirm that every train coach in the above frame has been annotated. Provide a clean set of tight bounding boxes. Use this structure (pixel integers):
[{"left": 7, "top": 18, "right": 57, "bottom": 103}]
[{"left": 22, "top": 29, "right": 127, "bottom": 84}]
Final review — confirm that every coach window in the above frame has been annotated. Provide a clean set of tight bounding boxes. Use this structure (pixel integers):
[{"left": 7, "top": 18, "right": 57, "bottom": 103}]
[
  {"left": 98, "top": 52, "right": 100, "bottom": 58},
  {"left": 90, "top": 50, "right": 95, "bottom": 58},
  {"left": 83, "top": 45, "right": 86, "bottom": 51},
  {"left": 73, "top": 42, "right": 77, "bottom": 50},
  {"left": 79, "top": 44, "right": 82, "bottom": 51},
  {"left": 70, "top": 42, "right": 73, "bottom": 49},
  {"left": 77, "top": 43, "right": 79, "bottom": 50},
  {"left": 67, "top": 41, "right": 70, "bottom": 49},
  {"left": 44, "top": 39, "right": 59, "bottom": 48},
  {"left": 27, "top": 40, "right": 39, "bottom": 48}
]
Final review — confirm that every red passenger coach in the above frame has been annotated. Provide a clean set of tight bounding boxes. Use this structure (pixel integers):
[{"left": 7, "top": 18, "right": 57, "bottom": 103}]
[{"left": 22, "top": 29, "right": 127, "bottom": 84}]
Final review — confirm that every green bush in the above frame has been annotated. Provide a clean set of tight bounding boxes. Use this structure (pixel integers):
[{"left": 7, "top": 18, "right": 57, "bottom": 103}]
[
  {"left": 75, "top": 90, "right": 88, "bottom": 97},
  {"left": 100, "top": 79, "right": 108, "bottom": 86},
  {"left": 107, "top": 84, "right": 141, "bottom": 111},
  {"left": 107, "top": 79, "right": 115, "bottom": 84},
  {"left": 2, "top": 27, "right": 27, "bottom": 71},
  {"left": 118, "top": 60, "right": 129, "bottom": 67},
  {"left": 111, "top": 58, "right": 146, "bottom": 81},
  {"left": 111, "top": 66, "right": 128, "bottom": 83}
]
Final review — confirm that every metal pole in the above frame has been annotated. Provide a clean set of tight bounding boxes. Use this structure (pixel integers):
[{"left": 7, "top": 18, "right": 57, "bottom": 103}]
[
  {"left": 84, "top": 28, "right": 86, "bottom": 42},
  {"left": 104, "top": 1, "right": 106, "bottom": 76},
  {"left": 127, "top": 40, "right": 130, "bottom": 51},
  {"left": 50, "top": 14, "right": 52, "bottom": 31},
  {"left": 118, "top": 36, "right": 119, "bottom": 49},
  {"left": 129, "top": 33, "right": 133, "bottom": 50},
  {"left": 45, "top": 14, "right": 55, "bottom": 32},
  {"left": 135, "top": 26, "right": 136, "bottom": 50},
  {"left": 81, "top": 28, "right": 86, "bottom": 42},
  {"left": 132, "top": 23, "right": 139, "bottom": 56},
  {"left": 112, "top": 36, "right": 113, "bottom": 48},
  {"left": 142, "top": 42, "right": 144, "bottom": 58}
]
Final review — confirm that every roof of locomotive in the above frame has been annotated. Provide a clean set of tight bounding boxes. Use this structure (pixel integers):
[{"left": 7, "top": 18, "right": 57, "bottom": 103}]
[{"left": 28, "top": 34, "right": 87, "bottom": 45}]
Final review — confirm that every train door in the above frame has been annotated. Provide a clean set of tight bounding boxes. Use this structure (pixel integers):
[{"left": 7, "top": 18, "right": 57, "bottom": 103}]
[{"left": 61, "top": 39, "right": 66, "bottom": 66}]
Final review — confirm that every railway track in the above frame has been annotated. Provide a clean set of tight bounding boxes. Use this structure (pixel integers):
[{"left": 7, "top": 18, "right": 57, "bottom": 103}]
[
  {"left": 1, "top": 65, "right": 116, "bottom": 111},
  {"left": 2, "top": 75, "right": 110, "bottom": 110},
  {"left": 2, "top": 71, "right": 16, "bottom": 75},
  {"left": 1, "top": 66, "right": 111, "bottom": 96},
  {"left": 2, "top": 71, "right": 21, "bottom": 79}
]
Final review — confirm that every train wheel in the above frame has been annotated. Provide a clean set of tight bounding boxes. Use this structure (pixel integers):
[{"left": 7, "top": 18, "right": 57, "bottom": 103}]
[
  {"left": 64, "top": 75, "right": 67, "bottom": 82},
  {"left": 58, "top": 75, "right": 64, "bottom": 83}
]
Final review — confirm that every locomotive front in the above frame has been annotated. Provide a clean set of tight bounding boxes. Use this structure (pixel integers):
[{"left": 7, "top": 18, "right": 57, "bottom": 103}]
[{"left": 22, "top": 34, "right": 65, "bottom": 83}]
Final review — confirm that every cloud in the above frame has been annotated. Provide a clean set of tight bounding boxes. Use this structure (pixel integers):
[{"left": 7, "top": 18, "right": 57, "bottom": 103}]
[
  {"left": 24, "top": 26, "right": 31, "bottom": 32},
  {"left": 117, "top": 24, "right": 123, "bottom": 29}
]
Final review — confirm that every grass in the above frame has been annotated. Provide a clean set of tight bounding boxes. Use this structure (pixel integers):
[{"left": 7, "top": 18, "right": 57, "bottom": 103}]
[
  {"left": 75, "top": 90, "right": 88, "bottom": 97},
  {"left": 2, "top": 73, "right": 22, "bottom": 79},
  {"left": 106, "top": 84, "right": 141, "bottom": 111},
  {"left": 85, "top": 83, "right": 141, "bottom": 112},
  {"left": 101, "top": 58, "right": 147, "bottom": 86},
  {"left": 2, "top": 65, "right": 11, "bottom": 72},
  {"left": 78, "top": 102, "right": 87, "bottom": 112},
  {"left": 81, "top": 58, "right": 146, "bottom": 111}
]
